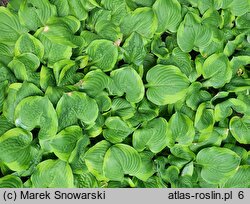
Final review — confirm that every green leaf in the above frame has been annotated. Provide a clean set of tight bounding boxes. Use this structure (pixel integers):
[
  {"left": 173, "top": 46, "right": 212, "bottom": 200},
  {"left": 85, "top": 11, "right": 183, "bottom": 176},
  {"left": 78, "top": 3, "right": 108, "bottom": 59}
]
[
  {"left": 214, "top": 98, "right": 247, "bottom": 121},
  {"left": 51, "top": 126, "right": 88, "bottom": 161},
  {"left": 169, "top": 112, "right": 195, "bottom": 145},
  {"left": 74, "top": 172, "right": 100, "bottom": 188},
  {"left": 68, "top": 137, "right": 90, "bottom": 173},
  {"left": 133, "top": 117, "right": 171, "bottom": 153},
  {"left": 201, "top": 53, "right": 232, "bottom": 88},
  {"left": 85, "top": 140, "right": 111, "bottom": 180},
  {"left": 146, "top": 64, "right": 190, "bottom": 105},
  {"left": 31, "top": 159, "right": 74, "bottom": 187},
  {"left": 194, "top": 102, "right": 215, "bottom": 133},
  {"left": 0, "top": 115, "right": 15, "bottom": 136},
  {"left": 15, "top": 33, "right": 44, "bottom": 60},
  {"left": 49, "top": 0, "right": 70, "bottom": 17},
  {"left": 0, "top": 128, "right": 38, "bottom": 172},
  {"left": 222, "top": 165, "right": 250, "bottom": 187},
  {"left": 230, "top": 116, "right": 250, "bottom": 144},
  {"left": 170, "top": 144, "right": 195, "bottom": 161},
  {"left": 56, "top": 91, "right": 99, "bottom": 131},
  {"left": 35, "top": 27, "right": 72, "bottom": 67},
  {"left": 42, "top": 16, "right": 82, "bottom": 48},
  {"left": 122, "top": 32, "right": 147, "bottom": 66},
  {"left": 134, "top": 151, "right": 155, "bottom": 181},
  {"left": 158, "top": 47, "right": 195, "bottom": 79},
  {"left": 185, "top": 82, "right": 212, "bottom": 110},
  {"left": 103, "top": 144, "right": 141, "bottom": 181},
  {"left": 53, "top": 59, "right": 83, "bottom": 87},
  {"left": 0, "top": 7, "right": 28, "bottom": 44},
  {"left": 0, "top": 43, "right": 14, "bottom": 66},
  {"left": 177, "top": 12, "right": 212, "bottom": 52},
  {"left": 68, "top": 0, "right": 88, "bottom": 20},
  {"left": 40, "top": 65, "right": 56, "bottom": 91},
  {"left": 228, "top": 0, "right": 250, "bottom": 16},
  {"left": 95, "top": 20, "right": 122, "bottom": 42},
  {"left": 111, "top": 67, "right": 145, "bottom": 103},
  {"left": 120, "top": 7, "right": 157, "bottom": 38},
  {"left": 196, "top": 147, "right": 241, "bottom": 184},
  {"left": 236, "top": 13, "right": 250, "bottom": 29},
  {"left": 0, "top": 175, "right": 23, "bottom": 188},
  {"left": 86, "top": 39, "right": 118, "bottom": 71},
  {"left": 152, "top": 0, "right": 182, "bottom": 33},
  {"left": 151, "top": 34, "right": 168, "bottom": 58},
  {"left": 3, "top": 82, "right": 43, "bottom": 123},
  {"left": 14, "top": 96, "right": 58, "bottom": 148},
  {"left": 18, "top": 0, "right": 57, "bottom": 31},
  {"left": 0, "top": 81, "right": 8, "bottom": 113},
  {"left": 110, "top": 98, "right": 136, "bottom": 120},
  {"left": 8, "top": 53, "right": 40, "bottom": 86},
  {"left": 103, "top": 116, "right": 133, "bottom": 143},
  {"left": 78, "top": 69, "right": 111, "bottom": 97}
]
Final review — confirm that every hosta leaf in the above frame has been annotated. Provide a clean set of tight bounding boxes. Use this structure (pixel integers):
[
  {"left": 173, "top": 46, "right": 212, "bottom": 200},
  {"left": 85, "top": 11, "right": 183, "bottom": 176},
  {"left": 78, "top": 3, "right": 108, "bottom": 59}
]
[
  {"left": 18, "top": 0, "right": 57, "bottom": 31},
  {"left": 35, "top": 27, "right": 72, "bottom": 67},
  {"left": 78, "top": 69, "right": 111, "bottom": 97},
  {"left": 133, "top": 117, "right": 171, "bottom": 153},
  {"left": 49, "top": 0, "right": 70, "bottom": 17},
  {"left": 0, "top": 43, "right": 14, "bottom": 66},
  {"left": 110, "top": 98, "right": 136, "bottom": 120},
  {"left": 0, "top": 115, "right": 15, "bottom": 136},
  {"left": 122, "top": 32, "right": 147, "bottom": 66},
  {"left": 194, "top": 102, "right": 215, "bottom": 133},
  {"left": 0, "top": 81, "right": 8, "bottom": 113},
  {"left": 8, "top": 53, "right": 40, "bottom": 86},
  {"left": 56, "top": 91, "right": 99, "bottom": 131},
  {"left": 95, "top": 20, "right": 122, "bottom": 42},
  {"left": 103, "top": 117, "right": 133, "bottom": 143},
  {"left": 170, "top": 144, "right": 195, "bottom": 161},
  {"left": 14, "top": 96, "right": 58, "bottom": 147},
  {"left": 31, "top": 159, "right": 74, "bottom": 188},
  {"left": 177, "top": 12, "right": 212, "bottom": 52},
  {"left": 111, "top": 67, "right": 145, "bottom": 103},
  {"left": 152, "top": 0, "right": 182, "bottom": 33},
  {"left": 3, "top": 82, "right": 43, "bottom": 123},
  {"left": 230, "top": 116, "right": 250, "bottom": 144},
  {"left": 196, "top": 147, "right": 241, "bottom": 184},
  {"left": 159, "top": 47, "right": 195, "bottom": 79},
  {"left": 0, "top": 128, "right": 38, "bottom": 172},
  {"left": 0, "top": 7, "right": 28, "bottom": 44},
  {"left": 85, "top": 140, "right": 111, "bottom": 180},
  {"left": 222, "top": 165, "right": 250, "bottom": 187},
  {"left": 0, "top": 175, "right": 23, "bottom": 188},
  {"left": 74, "top": 172, "right": 100, "bottom": 188},
  {"left": 201, "top": 53, "right": 232, "bottom": 88},
  {"left": 68, "top": 137, "right": 90, "bottom": 173},
  {"left": 15, "top": 33, "right": 44, "bottom": 60},
  {"left": 134, "top": 151, "right": 155, "bottom": 181},
  {"left": 214, "top": 98, "right": 247, "bottom": 121},
  {"left": 40, "top": 65, "right": 56, "bottom": 91},
  {"left": 169, "top": 112, "right": 195, "bottom": 145},
  {"left": 120, "top": 7, "right": 157, "bottom": 38},
  {"left": 94, "top": 92, "right": 112, "bottom": 112},
  {"left": 86, "top": 39, "right": 118, "bottom": 71},
  {"left": 68, "top": 0, "right": 88, "bottom": 20},
  {"left": 51, "top": 126, "right": 88, "bottom": 161},
  {"left": 53, "top": 59, "right": 83, "bottom": 87},
  {"left": 103, "top": 144, "right": 141, "bottom": 181},
  {"left": 228, "top": 0, "right": 250, "bottom": 16},
  {"left": 42, "top": 16, "right": 82, "bottom": 48},
  {"left": 146, "top": 65, "right": 190, "bottom": 105}
]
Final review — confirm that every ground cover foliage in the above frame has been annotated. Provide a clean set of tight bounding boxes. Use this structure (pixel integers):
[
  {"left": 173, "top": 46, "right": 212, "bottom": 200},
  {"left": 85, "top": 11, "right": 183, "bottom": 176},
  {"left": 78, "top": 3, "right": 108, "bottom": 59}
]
[{"left": 0, "top": 0, "right": 250, "bottom": 188}]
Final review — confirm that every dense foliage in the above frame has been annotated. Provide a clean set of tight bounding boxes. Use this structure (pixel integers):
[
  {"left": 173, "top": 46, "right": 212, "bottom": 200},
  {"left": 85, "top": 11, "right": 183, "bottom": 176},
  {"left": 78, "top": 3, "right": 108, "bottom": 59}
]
[{"left": 0, "top": 0, "right": 250, "bottom": 188}]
